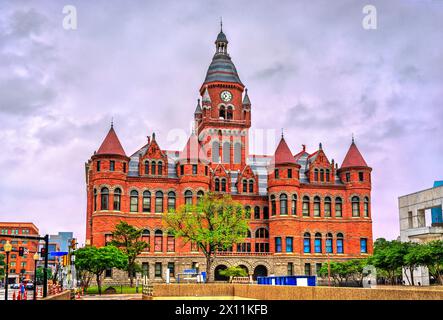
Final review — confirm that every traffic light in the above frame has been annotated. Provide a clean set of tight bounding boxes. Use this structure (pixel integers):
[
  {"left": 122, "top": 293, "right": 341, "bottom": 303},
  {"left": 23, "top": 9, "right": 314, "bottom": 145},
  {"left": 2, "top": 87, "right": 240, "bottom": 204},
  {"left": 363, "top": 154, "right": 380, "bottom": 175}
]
[
  {"left": 71, "top": 238, "right": 76, "bottom": 250},
  {"left": 18, "top": 246, "right": 24, "bottom": 256},
  {"left": 40, "top": 247, "right": 46, "bottom": 256}
]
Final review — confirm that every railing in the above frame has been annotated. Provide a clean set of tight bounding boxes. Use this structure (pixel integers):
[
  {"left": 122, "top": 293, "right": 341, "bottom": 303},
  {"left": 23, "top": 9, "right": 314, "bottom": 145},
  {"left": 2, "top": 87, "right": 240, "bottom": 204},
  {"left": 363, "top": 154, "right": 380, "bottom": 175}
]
[{"left": 216, "top": 251, "right": 272, "bottom": 256}]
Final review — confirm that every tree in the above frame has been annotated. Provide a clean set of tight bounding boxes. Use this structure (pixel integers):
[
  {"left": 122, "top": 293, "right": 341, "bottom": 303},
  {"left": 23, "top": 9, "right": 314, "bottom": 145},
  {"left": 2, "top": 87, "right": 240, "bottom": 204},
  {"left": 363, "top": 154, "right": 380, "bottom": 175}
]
[
  {"left": 413, "top": 240, "right": 443, "bottom": 285},
  {"left": 219, "top": 266, "right": 248, "bottom": 282},
  {"left": 0, "top": 253, "right": 5, "bottom": 283},
  {"left": 318, "top": 259, "right": 368, "bottom": 286},
  {"left": 36, "top": 267, "right": 52, "bottom": 285},
  {"left": 74, "top": 245, "right": 127, "bottom": 295},
  {"left": 109, "top": 221, "right": 148, "bottom": 287},
  {"left": 371, "top": 238, "right": 403, "bottom": 284},
  {"left": 403, "top": 242, "right": 421, "bottom": 285},
  {"left": 163, "top": 192, "right": 249, "bottom": 282}
]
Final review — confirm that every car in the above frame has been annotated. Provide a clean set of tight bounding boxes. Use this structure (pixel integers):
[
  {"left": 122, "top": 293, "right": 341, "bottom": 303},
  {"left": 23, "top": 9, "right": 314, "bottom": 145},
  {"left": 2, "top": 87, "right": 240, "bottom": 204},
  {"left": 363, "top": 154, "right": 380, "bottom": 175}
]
[
  {"left": 10, "top": 283, "right": 20, "bottom": 289},
  {"left": 25, "top": 283, "right": 34, "bottom": 290}
]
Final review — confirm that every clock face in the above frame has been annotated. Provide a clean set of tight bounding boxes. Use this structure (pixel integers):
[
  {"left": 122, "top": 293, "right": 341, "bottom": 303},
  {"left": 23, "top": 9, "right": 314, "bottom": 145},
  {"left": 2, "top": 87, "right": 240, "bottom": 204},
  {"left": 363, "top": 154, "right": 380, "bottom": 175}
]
[{"left": 220, "top": 90, "right": 233, "bottom": 102}]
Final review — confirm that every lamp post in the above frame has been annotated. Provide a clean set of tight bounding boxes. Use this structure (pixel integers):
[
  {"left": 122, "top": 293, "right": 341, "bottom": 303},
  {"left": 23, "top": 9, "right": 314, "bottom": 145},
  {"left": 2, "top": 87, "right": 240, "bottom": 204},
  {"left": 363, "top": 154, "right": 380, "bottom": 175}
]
[
  {"left": 33, "top": 252, "right": 39, "bottom": 300},
  {"left": 4, "top": 240, "right": 12, "bottom": 301}
]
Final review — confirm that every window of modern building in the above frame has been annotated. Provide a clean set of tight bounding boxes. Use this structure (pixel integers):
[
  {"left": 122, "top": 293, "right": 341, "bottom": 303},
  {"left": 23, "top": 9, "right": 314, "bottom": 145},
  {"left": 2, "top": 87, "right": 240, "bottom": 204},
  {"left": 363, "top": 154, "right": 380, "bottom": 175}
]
[
  {"left": 151, "top": 161, "right": 156, "bottom": 175},
  {"left": 168, "top": 262, "right": 175, "bottom": 277},
  {"left": 113, "top": 188, "right": 121, "bottom": 211},
  {"left": 167, "top": 232, "right": 175, "bottom": 252},
  {"left": 303, "top": 233, "right": 311, "bottom": 253},
  {"left": 335, "top": 197, "right": 343, "bottom": 217},
  {"left": 221, "top": 178, "right": 227, "bottom": 192},
  {"left": 360, "top": 238, "right": 368, "bottom": 253},
  {"left": 364, "top": 197, "right": 369, "bottom": 217},
  {"left": 271, "top": 195, "right": 276, "bottom": 216},
  {"left": 245, "top": 206, "right": 251, "bottom": 219},
  {"left": 304, "top": 263, "right": 311, "bottom": 276},
  {"left": 192, "top": 164, "right": 197, "bottom": 175},
  {"left": 324, "top": 197, "right": 331, "bottom": 217},
  {"left": 215, "top": 178, "right": 220, "bottom": 192},
  {"left": 155, "top": 262, "right": 162, "bottom": 278},
  {"left": 287, "top": 262, "right": 294, "bottom": 276},
  {"left": 155, "top": 191, "right": 163, "bottom": 213},
  {"left": 274, "top": 169, "right": 279, "bottom": 179},
  {"left": 263, "top": 206, "right": 269, "bottom": 219},
  {"left": 168, "top": 191, "right": 176, "bottom": 212},
  {"left": 158, "top": 162, "right": 163, "bottom": 175},
  {"left": 326, "top": 233, "right": 333, "bottom": 253},
  {"left": 254, "top": 206, "right": 260, "bottom": 219},
  {"left": 286, "top": 237, "right": 293, "bottom": 252},
  {"left": 314, "top": 233, "right": 322, "bottom": 253},
  {"left": 291, "top": 195, "right": 297, "bottom": 215},
  {"left": 336, "top": 233, "right": 344, "bottom": 253},
  {"left": 359, "top": 172, "right": 364, "bottom": 182},
  {"left": 100, "top": 187, "right": 109, "bottom": 210},
  {"left": 280, "top": 194, "right": 288, "bottom": 215},
  {"left": 110, "top": 160, "right": 115, "bottom": 171},
  {"left": 275, "top": 237, "right": 282, "bottom": 253},
  {"left": 212, "top": 141, "right": 220, "bottom": 162},
  {"left": 352, "top": 196, "right": 360, "bottom": 217},
  {"left": 249, "top": 180, "right": 253, "bottom": 193},
  {"left": 130, "top": 190, "right": 139, "bottom": 212},
  {"left": 154, "top": 230, "right": 163, "bottom": 252},
  {"left": 97, "top": 160, "right": 101, "bottom": 172},
  {"left": 313, "top": 196, "right": 321, "bottom": 217},
  {"left": 184, "top": 190, "right": 193, "bottom": 205},
  {"left": 105, "top": 268, "right": 112, "bottom": 278},
  {"left": 143, "top": 191, "right": 151, "bottom": 212},
  {"left": 142, "top": 262, "right": 149, "bottom": 277},
  {"left": 302, "top": 196, "right": 310, "bottom": 216},
  {"left": 288, "top": 168, "right": 292, "bottom": 178}
]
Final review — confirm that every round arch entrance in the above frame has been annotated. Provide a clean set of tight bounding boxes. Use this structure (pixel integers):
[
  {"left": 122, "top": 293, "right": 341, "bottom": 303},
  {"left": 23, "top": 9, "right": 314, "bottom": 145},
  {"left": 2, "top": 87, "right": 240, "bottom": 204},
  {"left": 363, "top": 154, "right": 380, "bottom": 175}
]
[
  {"left": 253, "top": 265, "right": 268, "bottom": 280},
  {"left": 214, "top": 265, "right": 228, "bottom": 281},
  {"left": 238, "top": 265, "right": 249, "bottom": 276}
]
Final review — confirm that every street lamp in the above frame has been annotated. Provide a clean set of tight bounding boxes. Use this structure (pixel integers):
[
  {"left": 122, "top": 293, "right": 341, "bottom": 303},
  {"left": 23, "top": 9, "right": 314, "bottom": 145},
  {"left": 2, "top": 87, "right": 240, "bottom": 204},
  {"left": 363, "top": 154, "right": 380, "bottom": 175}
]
[
  {"left": 4, "top": 241, "right": 12, "bottom": 301},
  {"left": 33, "top": 252, "right": 39, "bottom": 300}
]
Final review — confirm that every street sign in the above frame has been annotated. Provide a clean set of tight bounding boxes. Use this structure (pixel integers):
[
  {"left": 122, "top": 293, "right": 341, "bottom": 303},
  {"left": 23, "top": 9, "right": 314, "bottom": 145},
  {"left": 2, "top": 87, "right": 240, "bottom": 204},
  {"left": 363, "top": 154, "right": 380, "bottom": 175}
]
[{"left": 49, "top": 251, "right": 68, "bottom": 257}]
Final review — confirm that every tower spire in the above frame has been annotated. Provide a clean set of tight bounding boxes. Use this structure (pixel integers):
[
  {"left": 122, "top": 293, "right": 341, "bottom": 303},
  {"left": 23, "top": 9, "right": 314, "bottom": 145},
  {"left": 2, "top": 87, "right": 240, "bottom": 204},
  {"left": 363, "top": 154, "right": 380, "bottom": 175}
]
[{"left": 220, "top": 17, "right": 223, "bottom": 32}]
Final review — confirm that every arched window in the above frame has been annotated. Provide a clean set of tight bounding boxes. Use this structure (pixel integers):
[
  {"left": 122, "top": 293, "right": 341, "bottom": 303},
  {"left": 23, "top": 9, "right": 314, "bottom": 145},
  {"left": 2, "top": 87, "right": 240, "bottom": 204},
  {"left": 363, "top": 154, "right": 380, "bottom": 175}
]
[
  {"left": 254, "top": 206, "right": 260, "bottom": 219},
  {"left": 219, "top": 106, "right": 226, "bottom": 119},
  {"left": 226, "top": 106, "right": 233, "bottom": 120},
  {"left": 100, "top": 187, "right": 109, "bottom": 210},
  {"left": 314, "top": 169, "right": 319, "bottom": 181},
  {"left": 335, "top": 197, "right": 343, "bottom": 217},
  {"left": 303, "top": 232, "right": 311, "bottom": 253},
  {"left": 263, "top": 206, "right": 269, "bottom": 219},
  {"left": 314, "top": 233, "right": 322, "bottom": 253},
  {"left": 167, "top": 231, "right": 175, "bottom": 252},
  {"left": 326, "top": 233, "right": 333, "bottom": 253},
  {"left": 324, "top": 196, "right": 332, "bottom": 217},
  {"left": 151, "top": 161, "right": 156, "bottom": 175},
  {"left": 234, "top": 142, "right": 241, "bottom": 164},
  {"left": 221, "top": 178, "right": 227, "bottom": 192},
  {"left": 242, "top": 179, "right": 247, "bottom": 193},
  {"left": 215, "top": 178, "right": 220, "bottom": 191},
  {"left": 255, "top": 228, "right": 269, "bottom": 239},
  {"left": 247, "top": 230, "right": 251, "bottom": 238},
  {"left": 320, "top": 169, "right": 324, "bottom": 182},
  {"left": 155, "top": 191, "right": 163, "bottom": 213},
  {"left": 197, "top": 191, "right": 204, "bottom": 204},
  {"left": 143, "top": 191, "right": 151, "bottom": 212},
  {"left": 313, "top": 196, "right": 321, "bottom": 217},
  {"left": 249, "top": 180, "right": 254, "bottom": 193},
  {"left": 352, "top": 196, "right": 360, "bottom": 217},
  {"left": 154, "top": 230, "right": 163, "bottom": 252},
  {"left": 302, "top": 196, "right": 310, "bottom": 216},
  {"left": 326, "top": 169, "right": 330, "bottom": 182},
  {"left": 167, "top": 191, "right": 176, "bottom": 212},
  {"left": 280, "top": 194, "right": 288, "bottom": 215},
  {"left": 223, "top": 142, "right": 230, "bottom": 163},
  {"left": 130, "top": 190, "right": 139, "bottom": 212},
  {"left": 93, "top": 189, "right": 97, "bottom": 211},
  {"left": 185, "top": 190, "right": 193, "bottom": 205},
  {"left": 291, "top": 194, "right": 297, "bottom": 215},
  {"left": 113, "top": 188, "right": 121, "bottom": 211},
  {"left": 245, "top": 206, "right": 251, "bottom": 219},
  {"left": 271, "top": 195, "right": 276, "bottom": 216},
  {"left": 212, "top": 141, "right": 220, "bottom": 163},
  {"left": 144, "top": 161, "right": 149, "bottom": 175},
  {"left": 158, "top": 162, "right": 163, "bottom": 176},
  {"left": 336, "top": 233, "right": 344, "bottom": 253},
  {"left": 141, "top": 229, "right": 150, "bottom": 250},
  {"left": 364, "top": 197, "right": 369, "bottom": 217}
]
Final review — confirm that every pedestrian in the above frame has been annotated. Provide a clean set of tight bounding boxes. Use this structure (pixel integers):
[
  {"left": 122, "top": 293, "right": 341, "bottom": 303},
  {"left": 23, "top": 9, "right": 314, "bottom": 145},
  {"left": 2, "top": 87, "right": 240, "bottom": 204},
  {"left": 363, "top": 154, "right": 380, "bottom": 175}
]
[{"left": 20, "top": 282, "right": 25, "bottom": 296}]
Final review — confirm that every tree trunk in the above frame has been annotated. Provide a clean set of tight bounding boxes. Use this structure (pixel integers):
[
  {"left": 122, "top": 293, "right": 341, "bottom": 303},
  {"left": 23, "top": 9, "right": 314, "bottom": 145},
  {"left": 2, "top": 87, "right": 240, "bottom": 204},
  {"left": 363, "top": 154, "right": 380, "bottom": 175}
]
[
  {"left": 410, "top": 267, "right": 415, "bottom": 286},
  {"left": 205, "top": 255, "right": 213, "bottom": 283},
  {"left": 129, "top": 265, "right": 134, "bottom": 287},
  {"left": 96, "top": 274, "right": 102, "bottom": 295}
]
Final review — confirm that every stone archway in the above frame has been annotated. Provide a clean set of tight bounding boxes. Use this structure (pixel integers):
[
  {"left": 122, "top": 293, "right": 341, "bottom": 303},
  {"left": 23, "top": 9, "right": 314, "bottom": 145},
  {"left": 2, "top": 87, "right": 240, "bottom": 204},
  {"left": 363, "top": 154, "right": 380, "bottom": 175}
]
[
  {"left": 214, "top": 265, "right": 229, "bottom": 281},
  {"left": 253, "top": 265, "right": 268, "bottom": 280},
  {"left": 238, "top": 264, "right": 249, "bottom": 276}
]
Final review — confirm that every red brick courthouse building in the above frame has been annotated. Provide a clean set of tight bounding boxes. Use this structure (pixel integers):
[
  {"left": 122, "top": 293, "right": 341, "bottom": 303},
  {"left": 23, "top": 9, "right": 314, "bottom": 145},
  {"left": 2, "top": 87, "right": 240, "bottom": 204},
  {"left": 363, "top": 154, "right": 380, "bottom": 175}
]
[{"left": 85, "top": 27, "right": 373, "bottom": 281}]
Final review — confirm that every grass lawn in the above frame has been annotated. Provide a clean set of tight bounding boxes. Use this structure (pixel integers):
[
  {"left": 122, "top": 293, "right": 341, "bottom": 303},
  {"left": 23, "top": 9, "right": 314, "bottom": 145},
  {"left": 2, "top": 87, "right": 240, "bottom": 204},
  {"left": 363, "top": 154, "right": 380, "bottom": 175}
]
[{"left": 86, "top": 285, "right": 140, "bottom": 295}]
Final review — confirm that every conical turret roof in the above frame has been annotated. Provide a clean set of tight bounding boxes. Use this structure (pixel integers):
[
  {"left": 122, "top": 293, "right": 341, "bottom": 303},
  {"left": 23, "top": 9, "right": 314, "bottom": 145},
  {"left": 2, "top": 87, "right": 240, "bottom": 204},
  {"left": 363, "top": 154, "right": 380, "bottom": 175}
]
[{"left": 96, "top": 126, "right": 127, "bottom": 157}]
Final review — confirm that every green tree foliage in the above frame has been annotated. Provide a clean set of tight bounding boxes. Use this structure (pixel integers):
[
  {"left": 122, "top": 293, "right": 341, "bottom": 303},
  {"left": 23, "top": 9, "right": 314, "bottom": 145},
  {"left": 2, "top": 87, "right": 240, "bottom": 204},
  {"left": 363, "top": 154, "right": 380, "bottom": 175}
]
[
  {"left": 371, "top": 238, "right": 404, "bottom": 283},
  {"left": 318, "top": 259, "right": 367, "bottom": 286},
  {"left": 74, "top": 245, "right": 127, "bottom": 295},
  {"left": 0, "top": 253, "right": 5, "bottom": 280},
  {"left": 36, "top": 266, "right": 52, "bottom": 285},
  {"left": 109, "top": 221, "right": 148, "bottom": 287},
  {"left": 163, "top": 192, "right": 249, "bottom": 282},
  {"left": 218, "top": 266, "right": 248, "bottom": 281}
]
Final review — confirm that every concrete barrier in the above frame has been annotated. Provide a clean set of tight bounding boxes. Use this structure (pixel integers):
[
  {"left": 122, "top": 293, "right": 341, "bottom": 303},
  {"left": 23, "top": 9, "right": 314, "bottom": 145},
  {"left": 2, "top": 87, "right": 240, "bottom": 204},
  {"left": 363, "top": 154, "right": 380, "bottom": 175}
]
[
  {"left": 41, "top": 290, "right": 72, "bottom": 300},
  {"left": 143, "top": 284, "right": 443, "bottom": 300}
]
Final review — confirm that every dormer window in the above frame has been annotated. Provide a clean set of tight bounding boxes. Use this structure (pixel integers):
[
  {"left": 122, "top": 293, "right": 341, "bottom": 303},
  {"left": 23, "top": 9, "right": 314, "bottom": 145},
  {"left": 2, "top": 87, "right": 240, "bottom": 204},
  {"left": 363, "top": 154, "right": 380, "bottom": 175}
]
[
  {"left": 151, "top": 161, "right": 156, "bottom": 175},
  {"left": 314, "top": 169, "right": 319, "bottom": 181},
  {"left": 242, "top": 179, "right": 247, "bottom": 193},
  {"left": 320, "top": 169, "right": 324, "bottom": 182},
  {"left": 326, "top": 169, "right": 330, "bottom": 182},
  {"left": 215, "top": 178, "right": 220, "bottom": 191},
  {"left": 144, "top": 161, "right": 149, "bottom": 175},
  {"left": 158, "top": 162, "right": 163, "bottom": 176},
  {"left": 288, "top": 169, "right": 292, "bottom": 178},
  {"left": 248, "top": 180, "right": 254, "bottom": 193}
]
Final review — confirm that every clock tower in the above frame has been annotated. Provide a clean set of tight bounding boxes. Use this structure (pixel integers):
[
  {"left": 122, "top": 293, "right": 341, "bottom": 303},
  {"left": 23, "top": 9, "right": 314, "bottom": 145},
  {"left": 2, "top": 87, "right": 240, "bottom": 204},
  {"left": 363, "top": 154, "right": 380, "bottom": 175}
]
[{"left": 195, "top": 24, "right": 251, "bottom": 171}]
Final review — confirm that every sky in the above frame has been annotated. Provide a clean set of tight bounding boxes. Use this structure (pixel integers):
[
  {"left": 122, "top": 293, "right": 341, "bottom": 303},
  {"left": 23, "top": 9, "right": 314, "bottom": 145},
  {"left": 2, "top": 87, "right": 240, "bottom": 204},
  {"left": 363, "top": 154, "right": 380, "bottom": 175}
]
[{"left": 0, "top": 0, "right": 442, "bottom": 245}]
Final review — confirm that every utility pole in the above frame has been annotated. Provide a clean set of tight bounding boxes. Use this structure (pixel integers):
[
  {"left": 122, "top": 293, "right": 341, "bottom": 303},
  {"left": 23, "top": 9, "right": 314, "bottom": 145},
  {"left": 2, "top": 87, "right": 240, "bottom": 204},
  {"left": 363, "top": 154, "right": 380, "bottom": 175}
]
[{"left": 43, "top": 234, "right": 49, "bottom": 298}]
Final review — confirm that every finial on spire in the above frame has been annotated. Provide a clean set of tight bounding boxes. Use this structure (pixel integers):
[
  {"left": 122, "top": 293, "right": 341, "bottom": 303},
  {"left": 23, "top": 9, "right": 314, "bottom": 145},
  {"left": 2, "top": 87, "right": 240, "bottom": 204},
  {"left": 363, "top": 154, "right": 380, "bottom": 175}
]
[
  {"left": 152, "top": 132, "right": 156, "bottom": 140},
  {"left": 111, "top": 117, "right": 114, "bottom": 129},
  {"left": 281, "top": 128, "right": 284, "bottom": 139},
  {"left": 352, "top": 133, "right": 355, "bottom": 144},
  {"left": 319, "top": 142, "right": 323, "bottom": 150},
  {"left": 220, "top": 17, "right": 223, "bottom": 32}
]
